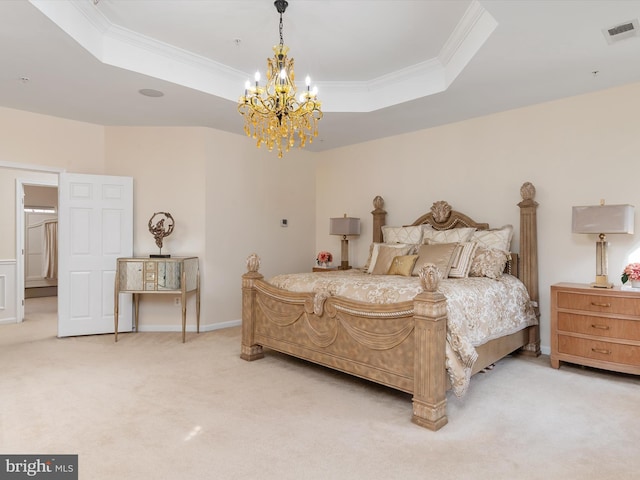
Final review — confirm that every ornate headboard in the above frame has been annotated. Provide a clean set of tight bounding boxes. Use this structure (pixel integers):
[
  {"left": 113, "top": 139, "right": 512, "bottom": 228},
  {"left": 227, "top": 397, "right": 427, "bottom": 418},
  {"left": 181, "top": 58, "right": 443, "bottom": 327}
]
[{"left": 370, "top": 182, "right": 539, "bottom": 347}]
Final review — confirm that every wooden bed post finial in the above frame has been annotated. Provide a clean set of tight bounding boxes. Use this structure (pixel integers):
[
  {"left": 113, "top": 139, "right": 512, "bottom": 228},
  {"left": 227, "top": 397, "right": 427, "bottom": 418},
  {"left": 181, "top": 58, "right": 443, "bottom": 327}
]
[
  {"left": 418, "top": 264, "right": 440, "bottom": 292},
  {"left": 372, "top": 196, "right": 386, "bottom": 244},
  {"left": 246, "top": 253, "right": 261, "bottom": 273}
]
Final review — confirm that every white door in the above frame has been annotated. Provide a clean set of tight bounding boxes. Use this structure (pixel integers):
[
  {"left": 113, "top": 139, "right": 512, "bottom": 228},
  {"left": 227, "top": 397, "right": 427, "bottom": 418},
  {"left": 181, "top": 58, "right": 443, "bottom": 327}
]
[{"left": 58, "top": 173, "right": 133, "bottom": 337}]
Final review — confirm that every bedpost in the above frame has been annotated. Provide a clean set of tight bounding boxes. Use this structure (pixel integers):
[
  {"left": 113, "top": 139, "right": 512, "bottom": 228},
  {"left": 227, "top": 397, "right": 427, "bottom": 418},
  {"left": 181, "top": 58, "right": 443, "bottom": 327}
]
[
  {"left": 411, "top": 265, "right": 448, "bottom": 431},
  {"left": 371, "top": 195, "right": 386, "bottom": 244},
  {"left": 240, "top": 253, "right": 265, "bottom": 361},
  {"left": 518, "top": 182, "right": 541, "bottom": 356}
]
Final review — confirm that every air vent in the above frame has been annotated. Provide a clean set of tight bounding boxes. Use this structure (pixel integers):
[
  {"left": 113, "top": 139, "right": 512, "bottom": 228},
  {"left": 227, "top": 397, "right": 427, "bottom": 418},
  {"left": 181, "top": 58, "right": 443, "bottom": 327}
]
[
  {"left": 603, "top": 19, "right": 640, "bottom": 44},
  {"left": 609, "top": 22, "right": 634, "bottom": 36}
]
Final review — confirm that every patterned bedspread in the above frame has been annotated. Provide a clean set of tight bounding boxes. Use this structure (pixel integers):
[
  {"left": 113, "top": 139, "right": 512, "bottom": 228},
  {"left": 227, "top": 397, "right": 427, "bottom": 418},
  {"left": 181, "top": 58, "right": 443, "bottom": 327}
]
[{"left": 268, "top": 270, "right": 538, "bottom": 396}]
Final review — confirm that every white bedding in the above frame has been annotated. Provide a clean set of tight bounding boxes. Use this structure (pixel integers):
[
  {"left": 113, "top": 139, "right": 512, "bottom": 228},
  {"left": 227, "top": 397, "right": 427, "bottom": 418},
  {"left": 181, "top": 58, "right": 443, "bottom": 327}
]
[{"left": 268, "top": 270, "right": 538, "bottom": 396}]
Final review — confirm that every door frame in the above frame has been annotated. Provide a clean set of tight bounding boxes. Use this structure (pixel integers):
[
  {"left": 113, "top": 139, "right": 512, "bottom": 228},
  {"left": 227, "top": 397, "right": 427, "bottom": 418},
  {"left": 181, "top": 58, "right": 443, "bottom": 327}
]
[{"left": 0, "top": 160, "right": 64, "bottom": 323}]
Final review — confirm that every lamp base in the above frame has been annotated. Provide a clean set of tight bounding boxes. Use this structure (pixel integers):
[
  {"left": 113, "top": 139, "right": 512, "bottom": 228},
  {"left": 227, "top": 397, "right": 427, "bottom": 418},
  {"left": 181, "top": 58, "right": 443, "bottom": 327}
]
[{"left": 591, "top": 275, "right": 613, "bottom": 289}]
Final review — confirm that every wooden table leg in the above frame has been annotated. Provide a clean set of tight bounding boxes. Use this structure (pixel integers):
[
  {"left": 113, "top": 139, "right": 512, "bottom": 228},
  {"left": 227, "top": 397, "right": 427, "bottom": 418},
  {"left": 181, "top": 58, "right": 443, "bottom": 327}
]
[
  {"left": 196, "top": 271, "right": 201, "bottom": 334},
  {"left": 134, "top": 293, "right": 140, "bottom": 332}
]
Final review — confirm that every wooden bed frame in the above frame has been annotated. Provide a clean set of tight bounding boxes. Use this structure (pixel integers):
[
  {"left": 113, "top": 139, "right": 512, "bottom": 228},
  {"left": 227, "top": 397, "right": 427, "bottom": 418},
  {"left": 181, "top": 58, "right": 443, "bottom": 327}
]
[{"left": 241, "top": 182, "right": 540, "bottom": 430}]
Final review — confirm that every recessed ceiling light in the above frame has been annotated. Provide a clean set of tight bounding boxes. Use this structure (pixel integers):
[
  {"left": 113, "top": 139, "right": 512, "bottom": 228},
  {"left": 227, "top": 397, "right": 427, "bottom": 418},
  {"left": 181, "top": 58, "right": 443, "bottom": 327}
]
[{"left": 139, "top": 88, "right": 164, "bottom": 98}]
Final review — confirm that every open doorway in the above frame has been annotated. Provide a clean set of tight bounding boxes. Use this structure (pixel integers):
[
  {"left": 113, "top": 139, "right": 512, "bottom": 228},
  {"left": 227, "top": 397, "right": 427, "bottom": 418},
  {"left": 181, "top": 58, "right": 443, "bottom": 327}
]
[{"left": 23, "top": 185, "right": 58, "bottom": 300}]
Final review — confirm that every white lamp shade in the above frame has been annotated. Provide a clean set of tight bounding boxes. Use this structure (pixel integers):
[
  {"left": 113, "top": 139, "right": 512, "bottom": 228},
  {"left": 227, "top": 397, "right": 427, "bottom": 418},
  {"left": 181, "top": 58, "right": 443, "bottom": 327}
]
[
  {"left": 572, "top": 204, "right": 634, "bottom": 234},
  {"left": 330, "top": 217, "right": 360, "bottom": 236}
]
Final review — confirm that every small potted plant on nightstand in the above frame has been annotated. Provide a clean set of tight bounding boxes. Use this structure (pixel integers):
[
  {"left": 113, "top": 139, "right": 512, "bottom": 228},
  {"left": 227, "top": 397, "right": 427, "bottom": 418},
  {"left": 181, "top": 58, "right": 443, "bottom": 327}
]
[{"left": 316, "top": 251, "right": 333, "bottom": 268}]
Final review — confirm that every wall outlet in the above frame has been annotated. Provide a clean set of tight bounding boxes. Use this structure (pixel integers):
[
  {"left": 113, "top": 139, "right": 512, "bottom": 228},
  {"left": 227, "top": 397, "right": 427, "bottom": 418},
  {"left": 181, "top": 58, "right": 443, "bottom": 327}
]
[
  {"left": 281, "top": 219, "right": 288, "bottom": 227},
  {"left": 174, "top": 297, "right": 181, "bottom": 305}
]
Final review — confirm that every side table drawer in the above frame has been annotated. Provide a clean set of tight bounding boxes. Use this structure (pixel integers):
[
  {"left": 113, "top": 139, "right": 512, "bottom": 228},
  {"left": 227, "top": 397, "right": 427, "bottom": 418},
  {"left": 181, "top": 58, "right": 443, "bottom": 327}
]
[
  {"left": 557, "top": 291, "right": 640, "bottom": 316},
  {"left": 557, "top": 313, "right": 640, "bottom": 341},
  {"left": 558, "top": 335, "right": 640, "bottom": 367}
]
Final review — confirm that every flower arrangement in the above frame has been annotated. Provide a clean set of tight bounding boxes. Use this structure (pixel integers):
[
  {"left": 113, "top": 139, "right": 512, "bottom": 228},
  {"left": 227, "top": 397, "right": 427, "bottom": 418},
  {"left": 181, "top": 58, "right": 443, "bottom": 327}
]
[
  {"left": 621, "top": 263, "right": 640, "bottom": 284},
  {"left": 316, "top": 251, "right": 333, "bottom": 266}
]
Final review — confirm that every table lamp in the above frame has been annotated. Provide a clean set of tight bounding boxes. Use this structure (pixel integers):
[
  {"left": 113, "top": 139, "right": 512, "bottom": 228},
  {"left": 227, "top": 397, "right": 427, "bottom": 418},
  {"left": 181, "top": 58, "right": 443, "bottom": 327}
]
[
  {"left": 330, "top": 214, "right": 360, "bottom": 270},
  {"left": 572, "top": 202, "right": 634, "bottom": 288}
]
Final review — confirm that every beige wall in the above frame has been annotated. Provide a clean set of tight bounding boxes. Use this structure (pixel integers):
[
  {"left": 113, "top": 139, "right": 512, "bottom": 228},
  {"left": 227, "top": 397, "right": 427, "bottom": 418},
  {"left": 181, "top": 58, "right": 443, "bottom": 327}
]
[
  {"left": 0, "top": 108, "right": 317, "bottom": 329},
  {"left": 204, "top": 131, "right": 317, "bottom": 324},
  {"left": 104, "top": 127, "right": 208, "bottom": 329},
  {"left": 316, "top": 82, "right": 640, "bottom": 354},
  {"left": 3, "top": 82, "right": 640, "bottom": 346},
  {"left": 104, "top": 126, "right": 317, "bottom": 329},
  {"left": 0, "top": 106, "right": 105, "bottom": 259},
  {"left": 0, "top": 106, "right": 105, "bottom": 173}
]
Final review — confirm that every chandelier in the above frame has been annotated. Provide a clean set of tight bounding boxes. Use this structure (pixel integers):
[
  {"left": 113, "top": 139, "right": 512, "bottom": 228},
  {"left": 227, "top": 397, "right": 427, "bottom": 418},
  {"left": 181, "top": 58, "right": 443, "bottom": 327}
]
[{"left": 238, "top": 0, "right": 322, "bottom": 158}]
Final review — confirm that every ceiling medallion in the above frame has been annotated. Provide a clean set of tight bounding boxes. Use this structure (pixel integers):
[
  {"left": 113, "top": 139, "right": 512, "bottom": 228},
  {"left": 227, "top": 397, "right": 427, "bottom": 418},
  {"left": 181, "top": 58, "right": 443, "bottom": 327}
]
[{"left": 238, "top": 0, "right": 322, "bottom": 158}]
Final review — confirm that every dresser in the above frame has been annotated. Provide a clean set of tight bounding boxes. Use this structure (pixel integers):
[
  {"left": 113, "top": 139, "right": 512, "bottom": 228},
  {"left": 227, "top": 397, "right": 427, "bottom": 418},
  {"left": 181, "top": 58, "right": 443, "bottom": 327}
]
[
  {"left": 114, "top": 257, "right": 200, "bottom": 343},
  {"left": 550, "top": 283, "right": 640, "bottom": 375}
]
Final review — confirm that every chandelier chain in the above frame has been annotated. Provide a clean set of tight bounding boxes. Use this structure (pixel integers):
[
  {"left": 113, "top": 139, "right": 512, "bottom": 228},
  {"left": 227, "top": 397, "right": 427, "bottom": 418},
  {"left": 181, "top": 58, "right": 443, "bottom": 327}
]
[{"left": 279, "top": 12, "right": 284, "bottom": 46}]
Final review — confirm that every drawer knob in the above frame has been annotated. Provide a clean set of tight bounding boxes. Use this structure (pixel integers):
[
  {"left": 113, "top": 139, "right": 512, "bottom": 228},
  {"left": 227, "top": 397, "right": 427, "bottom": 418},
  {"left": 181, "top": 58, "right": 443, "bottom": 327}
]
[
  {"left": 591, "top": 324, "right": 610, "bottom": 330},
  {"left": 590, "top": 302, "right": 611, "bottom": 308},
  {"left": 591, "top": 348, "right": 611, "bottom": 355}
]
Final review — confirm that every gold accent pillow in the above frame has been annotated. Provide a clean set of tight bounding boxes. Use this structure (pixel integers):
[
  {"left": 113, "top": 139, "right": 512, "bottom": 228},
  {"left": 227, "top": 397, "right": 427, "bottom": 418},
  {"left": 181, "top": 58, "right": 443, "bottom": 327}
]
[
  {"left": 387, "top": 255, "right": 419, "bottom": 276},
  {"left": 412, "top": 243, "right": 458, "bottom": 277}
]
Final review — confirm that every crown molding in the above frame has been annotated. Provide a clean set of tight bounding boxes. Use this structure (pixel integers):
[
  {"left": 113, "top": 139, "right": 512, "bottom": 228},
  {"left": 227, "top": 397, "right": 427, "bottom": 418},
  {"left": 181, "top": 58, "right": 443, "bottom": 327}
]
[{"left": 29, "top": 0, "right": 495, "bottom": 113}]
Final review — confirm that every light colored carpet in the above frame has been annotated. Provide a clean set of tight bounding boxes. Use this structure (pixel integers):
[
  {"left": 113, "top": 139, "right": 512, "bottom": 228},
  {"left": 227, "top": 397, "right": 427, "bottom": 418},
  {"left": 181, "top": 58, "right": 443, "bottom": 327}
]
[{"left": 1, "top": 297, "right": 639, "bottom": 479}]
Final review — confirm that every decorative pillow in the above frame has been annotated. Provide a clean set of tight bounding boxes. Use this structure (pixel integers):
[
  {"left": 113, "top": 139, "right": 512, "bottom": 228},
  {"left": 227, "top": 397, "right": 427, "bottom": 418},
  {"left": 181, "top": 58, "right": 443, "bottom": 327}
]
[
  {"left": 448, "top": 242, "right": 478, "bottom": 278},
  {"left": 411, "top": 243, "right": 458, "bottom": 277},
  {"left": 363, "top": 243, "right": 376, "bottom": 271},
  {"left": 371, "top": 244, "right": 411, "bottom": 275},
  {"left": 471, "top": 225, "right": 513, "bottom": 252},
  {"left": 469, "top": 246, "right": 510, "bottom": 279},
  {"left": 386, "top": 255, "right": 419, "bottom": 276},
  {"left": 423, "top": 226, "right": 476, "bottom": 244},
  {"left": 364, "top": 243, "right": 406, "bottom": 271},
  {"left": 382, "top": 225, "right": 424, "bottom": 245}
]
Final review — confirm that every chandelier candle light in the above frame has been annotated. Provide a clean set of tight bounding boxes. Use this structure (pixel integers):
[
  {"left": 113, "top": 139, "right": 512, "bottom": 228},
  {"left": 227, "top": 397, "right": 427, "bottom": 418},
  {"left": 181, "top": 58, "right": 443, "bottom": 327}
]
[{"left": 238, "top": 0, "right": 322, "bottom": 158}]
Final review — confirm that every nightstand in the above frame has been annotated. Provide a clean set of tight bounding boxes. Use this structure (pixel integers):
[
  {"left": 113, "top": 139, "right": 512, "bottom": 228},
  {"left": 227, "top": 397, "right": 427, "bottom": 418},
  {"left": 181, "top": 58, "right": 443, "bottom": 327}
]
[
  {"left": 312, "top": 266, "right": 340, "bottom": 272},
  {"left": 550, "top": 283, "right": 640, "bottom": 375}
]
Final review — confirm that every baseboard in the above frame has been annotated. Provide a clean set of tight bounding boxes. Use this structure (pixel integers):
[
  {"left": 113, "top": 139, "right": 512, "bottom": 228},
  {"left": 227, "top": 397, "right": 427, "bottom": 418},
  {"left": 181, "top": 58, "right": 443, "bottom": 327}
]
[{"left": 136, "top": 319, "right": 241, "bottom": 333}]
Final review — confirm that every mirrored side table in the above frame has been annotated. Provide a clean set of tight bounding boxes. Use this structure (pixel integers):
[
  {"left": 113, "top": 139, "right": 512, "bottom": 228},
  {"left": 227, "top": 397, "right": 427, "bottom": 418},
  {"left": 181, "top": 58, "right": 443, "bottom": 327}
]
[{"left": 114, "top": 257, "right": 200, "bottom": 342}]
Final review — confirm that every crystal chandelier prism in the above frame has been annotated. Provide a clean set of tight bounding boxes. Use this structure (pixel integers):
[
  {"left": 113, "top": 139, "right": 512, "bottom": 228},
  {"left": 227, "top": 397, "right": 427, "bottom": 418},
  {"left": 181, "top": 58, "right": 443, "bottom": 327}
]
[{"left": 238, "top": 0, "right": 322, "bottom": 158}]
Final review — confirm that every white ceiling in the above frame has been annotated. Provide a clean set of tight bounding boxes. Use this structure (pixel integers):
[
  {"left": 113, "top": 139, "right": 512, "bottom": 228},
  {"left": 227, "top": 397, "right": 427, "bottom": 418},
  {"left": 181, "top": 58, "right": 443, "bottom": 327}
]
[{"left": 2, "top": 0, "right": 640, "bottom": 152}]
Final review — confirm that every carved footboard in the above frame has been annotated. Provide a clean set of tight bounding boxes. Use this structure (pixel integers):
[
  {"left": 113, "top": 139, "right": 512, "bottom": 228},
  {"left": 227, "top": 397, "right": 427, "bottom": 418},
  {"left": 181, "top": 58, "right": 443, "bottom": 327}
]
[{"left": 242, "top": 257, "right": 449, "bottom": 430}]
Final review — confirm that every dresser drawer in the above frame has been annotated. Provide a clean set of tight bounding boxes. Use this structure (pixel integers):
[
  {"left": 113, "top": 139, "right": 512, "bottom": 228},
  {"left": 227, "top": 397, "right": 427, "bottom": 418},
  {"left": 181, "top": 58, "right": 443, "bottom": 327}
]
[
  {"left": 557, "top": 313, "right": 640, "bottom": 341},
  {"left": 556, "top": 291, "right": 640, "bottom": 316},
  {"left": 558, "top": 335, "right": 640, "bottom": 366}
]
